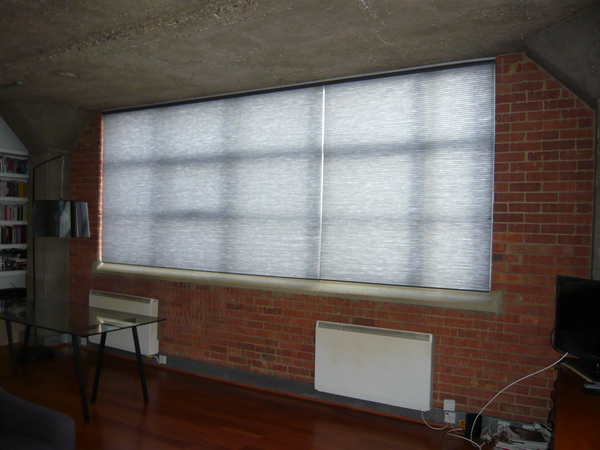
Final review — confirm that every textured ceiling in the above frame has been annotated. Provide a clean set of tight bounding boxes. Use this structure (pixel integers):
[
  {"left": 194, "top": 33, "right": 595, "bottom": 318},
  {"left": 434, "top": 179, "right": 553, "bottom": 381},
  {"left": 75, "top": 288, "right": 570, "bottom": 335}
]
[{"left": 0, "top": 0, "right": 597, "bottom": 111}]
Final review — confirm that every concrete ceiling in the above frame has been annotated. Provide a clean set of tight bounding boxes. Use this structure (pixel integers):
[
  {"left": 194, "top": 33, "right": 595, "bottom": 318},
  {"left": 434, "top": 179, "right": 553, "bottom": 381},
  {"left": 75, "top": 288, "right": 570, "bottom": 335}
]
[{"left": 0, "top": 0, "right": 598, "bottom": 111}]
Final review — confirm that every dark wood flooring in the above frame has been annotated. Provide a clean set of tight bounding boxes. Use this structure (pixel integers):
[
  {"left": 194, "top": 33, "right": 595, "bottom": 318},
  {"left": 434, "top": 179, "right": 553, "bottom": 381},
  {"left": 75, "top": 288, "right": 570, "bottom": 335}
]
[{"left": 0, "top": 345, "right": 488, "bottom": 449}]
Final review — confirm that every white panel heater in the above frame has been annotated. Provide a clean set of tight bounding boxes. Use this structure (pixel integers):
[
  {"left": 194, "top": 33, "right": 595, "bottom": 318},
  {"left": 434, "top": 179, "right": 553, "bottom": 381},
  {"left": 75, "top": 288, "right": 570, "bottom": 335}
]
[
  {"left": 315, "top": 321, "right": 433, "bottom": 411},
  {"left": 88, "top": 290, "right": 159, "bottom": 355}
]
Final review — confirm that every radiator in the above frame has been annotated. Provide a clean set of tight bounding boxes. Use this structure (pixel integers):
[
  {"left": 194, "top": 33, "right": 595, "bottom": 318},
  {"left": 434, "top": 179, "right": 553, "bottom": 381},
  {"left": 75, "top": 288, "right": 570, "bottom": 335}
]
[
  {"left": 315, "top": 321, "right": 433, "bottom": 411},
  {"left": 88, "top": 290, "right": 159, "bottom": 355}
]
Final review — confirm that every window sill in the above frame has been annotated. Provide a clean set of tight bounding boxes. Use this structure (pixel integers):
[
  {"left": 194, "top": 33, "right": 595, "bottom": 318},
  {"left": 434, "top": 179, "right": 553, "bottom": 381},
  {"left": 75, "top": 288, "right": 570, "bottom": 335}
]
[{"left": 94, "top": 260, "right": 501, "bottom": 314}]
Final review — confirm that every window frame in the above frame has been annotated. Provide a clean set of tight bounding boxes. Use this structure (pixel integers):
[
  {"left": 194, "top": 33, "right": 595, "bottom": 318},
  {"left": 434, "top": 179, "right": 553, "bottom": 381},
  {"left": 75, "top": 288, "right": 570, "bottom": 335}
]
[{"left": 100, "top": 58, "right": 500, "bottom": 313}]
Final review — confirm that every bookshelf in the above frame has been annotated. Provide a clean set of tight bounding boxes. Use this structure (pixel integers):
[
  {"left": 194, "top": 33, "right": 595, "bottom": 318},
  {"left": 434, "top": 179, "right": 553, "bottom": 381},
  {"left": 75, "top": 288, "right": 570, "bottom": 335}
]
[{"left": 0, "top": 118, "right": 28, "bottom": 291}]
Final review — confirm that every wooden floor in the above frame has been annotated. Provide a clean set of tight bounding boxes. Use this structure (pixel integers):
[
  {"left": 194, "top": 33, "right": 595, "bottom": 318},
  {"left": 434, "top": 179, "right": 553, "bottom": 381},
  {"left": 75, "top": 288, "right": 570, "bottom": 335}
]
[{"left": 0, "top": 345, "right": 487, "bottom": 450}]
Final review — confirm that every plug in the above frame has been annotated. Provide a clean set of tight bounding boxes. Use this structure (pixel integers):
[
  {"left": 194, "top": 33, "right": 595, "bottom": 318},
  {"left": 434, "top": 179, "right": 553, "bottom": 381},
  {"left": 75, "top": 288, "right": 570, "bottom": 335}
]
[{"left": 497, "top": 420, "right": 510, "bottom": 434}]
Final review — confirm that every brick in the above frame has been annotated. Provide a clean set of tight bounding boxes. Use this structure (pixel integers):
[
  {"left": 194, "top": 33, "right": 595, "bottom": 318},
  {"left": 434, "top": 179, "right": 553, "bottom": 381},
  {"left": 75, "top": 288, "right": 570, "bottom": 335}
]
[
  {"left": 525, "top": 193, "right": 558, "bottom": 203},
  {"left": 511, "top": 162, "right": 544, "bottom": 173},
  {"left": 498, "top": 54, "right": 524, "bottom": 64},
  {"left": 512, "top": 81, "right": 544, "bottom": 92},
  {"left": 576, "top": 139, "right": 595, "bottom": 149},
  {"left": 495, "top": 193, "right": 525, "bottom": 203},
  {"left": 541, "top": 141, "right": 575, "bottom": 151},
  {"left": 560, "top": 129, "right": 594, "bottom": 139},
  {"left": 540, "top": 224, "right": 575, "bottom": 234},
  {"left": 497, "top": 112, "right": 527, "bottom": 123},
  {"left": 495, "top": 213, "right": 524, "bottom": 223},
  {"left": 526, "top": 131, "right": 560, "bottom": 141},
  {"left": 559, "top": 192, "right": 594, "bottom": 202},
  {"left": 496, "top": 173, "right": 525, "bottom": 183},
  {"left": 541, "top": 204, "right": 575, "bottom": 213},
  {"left": 523, "top": 235, "right": 556, "bottom": 245},
  {"left": 578, "top": 118, "right": 594, "bottom": 128},
  {"left": 557, "top": 235, "right": 591, "bottom": 246},
  {"left": 497, "top": 93, "right": 527, "bottom": 103},
  {"left": 509, "top": 204, "right": 540, "bottom": 213},
  {"left": 526, "top": 172, "right": 559, "bottom": 182},
  {"left": 527, "top": 90, "right": 561, "bottom": 101},
  {"left": 511, "top": 142, "right": 542, "bottom": 152},
  {"left": 545, "top": 99, "right": 575, "bottom": 109},
  {"left": 561, "top": 150, "right": 594, "bottom": 161},
  {"left": 561, "top": 108, "right": 594, "bottom": 118},
  {"left": 496, "top": 152, "right": 526, "bottom": 163},
  {"left": 524, "top": 213, "right": 557, "bottom": 224},
  {"left": 511, "top": 101, "right": 543, "bottom": 112},
  {"left": 544, "top": 119, "right": 578, "bottom": 130},
  {"left": 542, "top": 181, "right": 577, "bottom": 192},
  {"left": 511, "top": 122, "right": 543, "bottom": 132},
  {"left": 515, "top": 62, "right": 538, "bottom": 72},
  {"left": 510, "top": 182, "right": 541, "bottom": 192},
  {"left": 496, "top": 132, "right": 526, "bottom": 142},
  {"left": 507, "top": 224, "right": 540, "bottom": 234}
]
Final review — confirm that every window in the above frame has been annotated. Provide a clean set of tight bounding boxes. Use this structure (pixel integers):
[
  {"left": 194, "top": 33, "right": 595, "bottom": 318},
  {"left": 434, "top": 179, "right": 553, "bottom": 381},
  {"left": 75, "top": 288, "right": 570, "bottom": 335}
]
[{"left": 102, "top": 60, "right": 495, "bottom": 293}]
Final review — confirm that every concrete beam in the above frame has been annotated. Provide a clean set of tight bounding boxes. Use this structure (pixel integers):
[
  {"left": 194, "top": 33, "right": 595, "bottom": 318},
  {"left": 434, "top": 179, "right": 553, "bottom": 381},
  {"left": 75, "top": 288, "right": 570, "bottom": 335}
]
[
  {"left": 523, "top": 2, "right": 600, "bottom": 110},
  {"left": 0, "top": 101, "right": 95, "bottom": 154}
]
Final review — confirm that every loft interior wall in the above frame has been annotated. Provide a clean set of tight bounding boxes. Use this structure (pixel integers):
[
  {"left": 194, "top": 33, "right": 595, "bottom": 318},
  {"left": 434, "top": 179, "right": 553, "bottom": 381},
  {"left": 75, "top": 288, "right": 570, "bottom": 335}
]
[{"left": 67, "top": 52, "right": 597, "bottom": 425}]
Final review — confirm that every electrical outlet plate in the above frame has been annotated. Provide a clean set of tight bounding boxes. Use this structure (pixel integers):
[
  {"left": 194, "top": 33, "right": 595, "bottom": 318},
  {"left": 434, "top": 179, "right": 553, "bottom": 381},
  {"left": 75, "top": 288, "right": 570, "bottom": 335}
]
[
  {"left": 444, "top": 411, "right": 456, "bottom": 424},
  {"left": 158, "top": 355, "right": 167, "bottom": 365},
  {"left": 443, "top": 399, "right": 455, "bottom": 411}
]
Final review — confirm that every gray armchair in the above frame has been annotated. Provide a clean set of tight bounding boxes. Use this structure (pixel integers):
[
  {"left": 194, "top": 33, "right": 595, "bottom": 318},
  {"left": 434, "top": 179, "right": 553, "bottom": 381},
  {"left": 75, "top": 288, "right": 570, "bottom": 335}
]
[{"left": 0, "top": 386, "right": 75, "bottom": 450}]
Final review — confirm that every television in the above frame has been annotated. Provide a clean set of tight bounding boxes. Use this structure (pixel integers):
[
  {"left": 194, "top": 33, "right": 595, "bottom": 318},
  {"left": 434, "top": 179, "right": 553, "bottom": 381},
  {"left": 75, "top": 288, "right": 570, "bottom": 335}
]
[{"left": 554, "top": 275, "right": 600, "bottom": 381}]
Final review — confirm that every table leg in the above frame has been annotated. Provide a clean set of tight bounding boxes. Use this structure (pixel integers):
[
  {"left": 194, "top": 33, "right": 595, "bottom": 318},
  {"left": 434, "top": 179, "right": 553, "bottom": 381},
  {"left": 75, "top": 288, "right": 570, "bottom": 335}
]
[
  {"left": 71, "top": 334, "right": 90, "bottom": 423},
  {"left": 23, "top": 324, "right": 30, "bottom": 348},
  {"left": 91, "top": 332, "right": 107, "bottom": 403},
  {"left": 5, "top": 320, "right": 17, "bottom": 377},
  {"left": 15, "top": 324, "right": 31, "bottom": 364},
  {"left": 132, "top": 327, "right": 149, "bottom": 402}
]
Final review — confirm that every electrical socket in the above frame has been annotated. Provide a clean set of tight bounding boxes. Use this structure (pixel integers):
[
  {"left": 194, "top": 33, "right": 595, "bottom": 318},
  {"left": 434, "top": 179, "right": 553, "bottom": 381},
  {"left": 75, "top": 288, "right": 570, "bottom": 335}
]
[
  {"left": 497, "top": 420, "right": 510, "bottom": 434},
  {"left": 158, "top": 355, "right": 167, "bottom": 365},
  {"left": 443, "top": 399, "right": 455, "bottom": 411},
  {"left": 444, "top": 411, "right": 456, "bottom": 424}
]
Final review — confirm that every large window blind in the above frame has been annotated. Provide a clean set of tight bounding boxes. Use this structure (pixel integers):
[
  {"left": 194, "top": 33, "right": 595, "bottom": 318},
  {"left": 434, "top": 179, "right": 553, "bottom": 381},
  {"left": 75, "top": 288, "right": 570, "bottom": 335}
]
[{"left": 103, "top": 60, "right": 495, "bottom": 292}]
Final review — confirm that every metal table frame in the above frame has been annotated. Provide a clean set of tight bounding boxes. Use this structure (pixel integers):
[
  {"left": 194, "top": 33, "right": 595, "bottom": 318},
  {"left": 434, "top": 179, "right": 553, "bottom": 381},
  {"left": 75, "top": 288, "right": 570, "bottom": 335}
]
[{"left": 2, "top": 306, "right": 164, "bottom": 423}]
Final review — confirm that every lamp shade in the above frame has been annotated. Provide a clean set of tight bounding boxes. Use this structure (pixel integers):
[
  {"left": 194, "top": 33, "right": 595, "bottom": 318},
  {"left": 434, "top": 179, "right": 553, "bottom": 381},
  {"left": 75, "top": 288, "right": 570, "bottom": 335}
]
[
  {"left": 32, "top": 200, "right": 90, "bottom": 238},
  {"left": 70, "top": 201, "right": 90, "bottom": 238}
]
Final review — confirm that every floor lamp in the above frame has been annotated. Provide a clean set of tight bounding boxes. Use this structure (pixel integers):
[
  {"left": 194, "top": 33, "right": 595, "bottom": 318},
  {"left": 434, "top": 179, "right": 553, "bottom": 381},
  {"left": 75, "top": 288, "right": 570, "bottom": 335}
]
[{"left": 20, "top": 154, "right": 90, "bottom": 361}]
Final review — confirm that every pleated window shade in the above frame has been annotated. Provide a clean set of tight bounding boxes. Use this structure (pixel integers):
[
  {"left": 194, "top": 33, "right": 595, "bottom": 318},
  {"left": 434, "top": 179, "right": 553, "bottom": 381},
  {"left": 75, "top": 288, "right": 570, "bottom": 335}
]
[{"left": 103, "top": 61, "right": 495, "bottom": 292}]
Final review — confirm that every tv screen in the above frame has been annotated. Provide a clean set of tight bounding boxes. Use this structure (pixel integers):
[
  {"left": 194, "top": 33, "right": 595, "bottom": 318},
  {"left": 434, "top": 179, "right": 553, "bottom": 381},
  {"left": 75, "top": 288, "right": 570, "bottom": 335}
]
[{"left": 554, "top": 275, "right": 600, "bottom": 362}]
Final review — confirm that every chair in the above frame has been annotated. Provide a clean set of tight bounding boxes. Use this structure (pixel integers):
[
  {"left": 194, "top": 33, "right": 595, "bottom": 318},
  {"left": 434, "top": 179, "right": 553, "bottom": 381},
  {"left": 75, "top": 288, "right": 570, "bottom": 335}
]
[{"left": 0, "top": 386, "right": 75, "bottom": 450}]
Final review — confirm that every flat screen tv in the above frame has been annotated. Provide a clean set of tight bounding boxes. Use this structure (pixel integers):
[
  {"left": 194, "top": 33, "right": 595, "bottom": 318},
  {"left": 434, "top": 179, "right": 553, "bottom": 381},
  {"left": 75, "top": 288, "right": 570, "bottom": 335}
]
[{"left": 554, "top": 275, "right": 600, "bottom": 380}]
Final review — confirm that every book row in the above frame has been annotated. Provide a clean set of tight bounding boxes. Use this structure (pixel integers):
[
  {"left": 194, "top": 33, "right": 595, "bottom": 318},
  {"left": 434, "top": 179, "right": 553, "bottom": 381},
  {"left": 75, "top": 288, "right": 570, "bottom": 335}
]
[
  {"left": 0, "top": 156, "right": 28, "bottom": 175},
  {"left": 0, "top": 255, "right": 26, "bottom": 271},
  {"left": 0, "top": 181, "right": 27, "bottom": 198},
  {"left": 0, "top": 204, "right": 27, "bottom": 221},
  {"left": 1, "top": 225, "right": 26, "bottom": 244}
]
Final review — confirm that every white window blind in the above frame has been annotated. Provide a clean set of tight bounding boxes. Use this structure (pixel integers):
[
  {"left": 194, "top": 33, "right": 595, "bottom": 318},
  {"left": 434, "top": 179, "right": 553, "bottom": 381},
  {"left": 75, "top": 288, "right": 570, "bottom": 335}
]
[
  {"left": 103, "top": 61, "right": 495, "bottom": 292},
  {"left": 321, "top": 64, "right": 495, "bottom": 290}
]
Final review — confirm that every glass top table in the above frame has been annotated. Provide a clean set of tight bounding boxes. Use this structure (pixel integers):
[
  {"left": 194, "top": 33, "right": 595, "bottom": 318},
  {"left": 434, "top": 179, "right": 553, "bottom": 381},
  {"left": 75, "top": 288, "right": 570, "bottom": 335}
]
[
  {"left": 1, "top": 301, "right": 163, "bottom": 337},
  {"left": 0, "top": 300, "right": 165, "bottom": 423}
]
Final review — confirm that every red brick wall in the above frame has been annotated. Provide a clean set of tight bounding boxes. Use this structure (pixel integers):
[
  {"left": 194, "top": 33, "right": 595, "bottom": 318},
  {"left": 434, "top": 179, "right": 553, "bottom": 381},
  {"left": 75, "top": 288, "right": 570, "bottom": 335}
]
[
  {"left": 68, "top": 53, "right": 596, "bottom": 423},
  {"left": 69, "top": 116, "right": 102, "bottom": 302}
]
